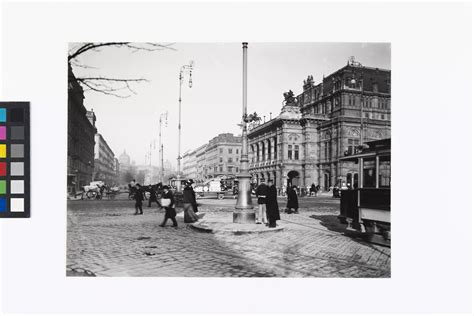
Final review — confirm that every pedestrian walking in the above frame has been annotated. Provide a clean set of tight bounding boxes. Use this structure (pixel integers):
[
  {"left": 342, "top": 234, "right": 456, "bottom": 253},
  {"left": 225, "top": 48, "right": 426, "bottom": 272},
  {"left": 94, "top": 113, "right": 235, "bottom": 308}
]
[
  {"left": 128, "top": 179, "right": 137, "bottom": 199},
  {"left": 188, "top": 179, "right": 199, "bottom": 213},
  {"left": 159, "top": 186, "right": 178, "bottom": 227},
  {"left": 310, "top": 183, "right": 317, "bottom": 196},
  {"left": 265, "top": 179, "right": 280, "bottom": 228},
  {"left": 183, "top": 181, "right": 199, "bottom": 223},
  {"left": 286, "top": 185, "right": 299, "bottom": 214},
  {"left": 147, "top": 184, "right": 160, "bottom": 207},
  {"left": 134, "top": 183, "right": 144, "bottom": 215},
  {"left": 255, "top": 178, "right": 268, "bottom": 224}
]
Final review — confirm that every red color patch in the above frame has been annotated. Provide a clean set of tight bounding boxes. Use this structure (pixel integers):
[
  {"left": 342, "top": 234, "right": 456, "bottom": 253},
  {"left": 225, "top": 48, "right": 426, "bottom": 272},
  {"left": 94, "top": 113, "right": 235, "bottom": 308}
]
[{"left": 0, "top": 162, "right": 6, "bottom": 176}]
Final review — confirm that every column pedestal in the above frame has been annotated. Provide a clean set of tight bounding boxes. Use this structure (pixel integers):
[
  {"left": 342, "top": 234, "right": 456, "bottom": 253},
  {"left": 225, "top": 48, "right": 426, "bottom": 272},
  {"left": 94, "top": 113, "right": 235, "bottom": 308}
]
[{"left": 234, "top": 172, "right": 254, "bottom": 223}]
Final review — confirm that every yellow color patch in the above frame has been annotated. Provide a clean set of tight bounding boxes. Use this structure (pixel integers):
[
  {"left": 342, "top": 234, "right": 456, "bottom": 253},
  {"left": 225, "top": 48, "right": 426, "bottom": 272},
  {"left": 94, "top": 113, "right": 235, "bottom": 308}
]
[{"left": 0, "top": 144, "right": 6, "bottom": 158}]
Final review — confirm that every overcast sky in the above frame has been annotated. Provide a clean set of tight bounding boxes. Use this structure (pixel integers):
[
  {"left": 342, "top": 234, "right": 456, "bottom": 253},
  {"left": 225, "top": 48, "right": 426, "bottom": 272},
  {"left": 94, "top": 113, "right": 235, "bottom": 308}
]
[{"left": 70, "top": 42, "right": 390, "bottom": 167}]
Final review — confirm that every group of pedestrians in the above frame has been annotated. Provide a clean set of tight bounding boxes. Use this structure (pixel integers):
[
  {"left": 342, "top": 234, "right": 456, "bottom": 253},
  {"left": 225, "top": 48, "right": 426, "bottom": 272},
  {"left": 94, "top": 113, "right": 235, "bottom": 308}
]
[
  {"left": 158, "top": 180, "right": 200, "bottom": 227},
  {"left": 131, "top": 179, "right": 200, "bottom": 228},
  {"left": 255, "top": 179, "right": 281, "bottom": 228},
  {"left": 131, "top": 177, "right": 303, "bottom": 229}
]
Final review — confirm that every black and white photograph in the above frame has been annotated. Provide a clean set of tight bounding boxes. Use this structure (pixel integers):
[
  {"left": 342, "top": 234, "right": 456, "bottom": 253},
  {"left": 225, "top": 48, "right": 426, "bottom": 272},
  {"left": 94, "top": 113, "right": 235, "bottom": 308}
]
[
  {"left": 1, "top": 1, "right": 472, "bottom": 315},
  {"left": 67, "top": 42, "right": 391, "bottom": 277}
]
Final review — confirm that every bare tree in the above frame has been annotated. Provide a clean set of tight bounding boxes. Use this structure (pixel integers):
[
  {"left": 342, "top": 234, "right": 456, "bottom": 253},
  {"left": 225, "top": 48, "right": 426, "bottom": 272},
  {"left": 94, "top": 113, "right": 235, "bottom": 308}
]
[{"left": 68, "top": 42, "right": 175, "bottom": 98}]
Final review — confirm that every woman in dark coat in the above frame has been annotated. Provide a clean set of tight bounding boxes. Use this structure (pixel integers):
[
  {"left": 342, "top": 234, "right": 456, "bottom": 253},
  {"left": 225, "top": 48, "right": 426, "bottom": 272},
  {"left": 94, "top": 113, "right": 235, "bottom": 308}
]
[
  {"left": 182, "top": 181, "right": 199, "bottom": 223},
  {"left": 159, "top": 186, "right": 178, "bottom": 227},
  {"left": 265, "top": 180, "right": 280, "bottom": 227},
  {"left": 286, "top": 185, "right": 299, "bottom": 214},
  {"left": 189, "top": 179, "right": 199, "bottom": 213}
]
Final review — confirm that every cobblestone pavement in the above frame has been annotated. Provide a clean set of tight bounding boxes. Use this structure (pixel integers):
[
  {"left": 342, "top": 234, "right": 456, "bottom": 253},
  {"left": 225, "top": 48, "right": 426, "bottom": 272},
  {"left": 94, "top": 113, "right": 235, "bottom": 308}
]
[{"left": 67, "top": 195, "right": 390, "bottom": 277}]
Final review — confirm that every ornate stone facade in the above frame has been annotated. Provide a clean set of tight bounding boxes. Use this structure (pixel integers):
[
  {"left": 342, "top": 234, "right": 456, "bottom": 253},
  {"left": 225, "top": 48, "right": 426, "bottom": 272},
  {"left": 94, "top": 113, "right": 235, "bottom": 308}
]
[
  {"left": 247, "top": 103, "right": 328, "bottom": 192},
  {"left": 67, "top": 63, "right": 97, "bottom": 194},
  {"left": 184, "top": 133, "right": 242, "bottom": 183},
  {"left": 248, "top": 62, "right": 391, "bottom": 191},
  {"left": 93, "top": 133, "right": 116, "bottom": 184},
  {"left": 182, "top": 144, "right": 206, "bottom": 181}
]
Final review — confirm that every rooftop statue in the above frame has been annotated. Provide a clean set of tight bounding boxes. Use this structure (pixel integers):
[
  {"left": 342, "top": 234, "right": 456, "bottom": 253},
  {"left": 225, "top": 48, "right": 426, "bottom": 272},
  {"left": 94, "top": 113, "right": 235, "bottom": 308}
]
[
  {"left": 303, "top": 75, "right": 314, "bottom": 86},
  {"left": 283, "top": 90, "right": 296, "bottom": 105}
]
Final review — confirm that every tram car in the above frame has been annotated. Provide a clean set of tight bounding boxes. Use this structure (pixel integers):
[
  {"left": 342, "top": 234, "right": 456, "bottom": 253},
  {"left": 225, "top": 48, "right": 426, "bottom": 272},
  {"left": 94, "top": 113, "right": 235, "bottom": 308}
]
[{"left": 338, "top": 138, "right": 391, "bottom": 247}]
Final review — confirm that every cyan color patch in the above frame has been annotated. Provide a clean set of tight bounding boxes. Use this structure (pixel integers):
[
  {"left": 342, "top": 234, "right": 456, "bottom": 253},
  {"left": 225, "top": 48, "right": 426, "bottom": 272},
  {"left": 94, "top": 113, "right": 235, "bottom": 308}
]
[{"left": 0, "top": 108, "right": 6, "bottom": 122}]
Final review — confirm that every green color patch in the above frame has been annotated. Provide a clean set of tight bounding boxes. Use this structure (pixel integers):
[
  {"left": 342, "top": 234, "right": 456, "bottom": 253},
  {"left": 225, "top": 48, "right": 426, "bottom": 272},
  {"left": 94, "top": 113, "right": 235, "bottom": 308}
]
[{"left": 0, "top": 180, "right": 6, "bottom": 194}]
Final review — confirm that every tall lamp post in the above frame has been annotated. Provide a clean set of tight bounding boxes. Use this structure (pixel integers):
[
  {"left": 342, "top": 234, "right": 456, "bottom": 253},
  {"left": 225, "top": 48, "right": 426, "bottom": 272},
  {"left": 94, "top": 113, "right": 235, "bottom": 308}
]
[
  {"left": 158, "top": 111, "right": 168, "bottom": 183},
  {"left": 234, "top": 42, "right": 255, "bottom": 224},
  {"left": 176, "top": 61, "right": 194, "bottom": 191}
]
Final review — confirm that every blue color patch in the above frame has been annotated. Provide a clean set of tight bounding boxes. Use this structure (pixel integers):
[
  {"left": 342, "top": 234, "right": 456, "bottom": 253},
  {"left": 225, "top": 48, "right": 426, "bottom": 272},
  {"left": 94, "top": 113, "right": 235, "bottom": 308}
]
[
  {"left": 0, "top": 108, "right": 6, "bottom": 122},
  {"left": 0, "top": 198, "right": 6, "bottom": 212}
]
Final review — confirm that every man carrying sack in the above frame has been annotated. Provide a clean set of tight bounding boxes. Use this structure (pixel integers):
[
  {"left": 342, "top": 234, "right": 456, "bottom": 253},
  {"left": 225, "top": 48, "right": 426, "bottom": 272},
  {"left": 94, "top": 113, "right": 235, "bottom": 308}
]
[{"left": 159, "top": 186, "right": 178, "bottom": 227}]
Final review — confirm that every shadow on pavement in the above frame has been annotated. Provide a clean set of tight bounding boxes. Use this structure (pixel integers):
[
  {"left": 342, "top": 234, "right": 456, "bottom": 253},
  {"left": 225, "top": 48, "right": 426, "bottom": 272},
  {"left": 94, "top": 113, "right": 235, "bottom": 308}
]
[
  {"left": 309, "top": 214, "right": 365, "bottom": 241},
  {"left": 309, "top": 214, "right": 348, "bottom": 233},
  {"left": 309, "top": 214, "right": 391, "bottom": 253}
]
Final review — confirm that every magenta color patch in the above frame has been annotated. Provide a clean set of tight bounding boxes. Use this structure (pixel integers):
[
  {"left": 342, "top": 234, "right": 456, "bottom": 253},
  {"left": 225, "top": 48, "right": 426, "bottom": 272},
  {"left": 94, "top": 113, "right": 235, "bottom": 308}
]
[{"left": 0, "top": 126, "right": 6, "bottom": 140}]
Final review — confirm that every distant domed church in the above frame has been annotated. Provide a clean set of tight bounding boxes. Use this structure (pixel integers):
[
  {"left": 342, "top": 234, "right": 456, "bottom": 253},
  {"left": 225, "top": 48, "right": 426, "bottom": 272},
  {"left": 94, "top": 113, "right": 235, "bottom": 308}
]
[{"left": 119, "top": 150, "right": 131, "bottom": 167}]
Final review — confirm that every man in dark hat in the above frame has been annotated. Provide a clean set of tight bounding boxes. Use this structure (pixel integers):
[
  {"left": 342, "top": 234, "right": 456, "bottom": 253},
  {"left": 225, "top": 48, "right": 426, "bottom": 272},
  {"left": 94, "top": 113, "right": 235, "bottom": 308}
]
[
  {"left": 134, "top": 183, "right": 144, "bottom": 215},
  {"left": 265, "top": 179, "right": 280, "bottom": 227},
  {"left": 159, "top": 185, "right": 178, "bottom": 227},
  {"left": 255, "top": 178, "right": 268, "bottom": 224}
]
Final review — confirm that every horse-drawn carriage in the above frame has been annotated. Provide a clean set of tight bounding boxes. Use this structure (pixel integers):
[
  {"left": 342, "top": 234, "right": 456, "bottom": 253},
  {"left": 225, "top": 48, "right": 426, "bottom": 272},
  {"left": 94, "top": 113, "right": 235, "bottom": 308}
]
[{"left": 82, "top": 181, "right": 120, "bottom": 200}]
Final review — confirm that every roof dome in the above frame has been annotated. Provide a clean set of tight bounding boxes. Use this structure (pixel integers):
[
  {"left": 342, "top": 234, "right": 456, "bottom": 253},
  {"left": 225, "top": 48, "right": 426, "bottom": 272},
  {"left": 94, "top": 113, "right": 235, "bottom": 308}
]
[{"left": 119, "top": 150, "right": 130, "bottom": 165}]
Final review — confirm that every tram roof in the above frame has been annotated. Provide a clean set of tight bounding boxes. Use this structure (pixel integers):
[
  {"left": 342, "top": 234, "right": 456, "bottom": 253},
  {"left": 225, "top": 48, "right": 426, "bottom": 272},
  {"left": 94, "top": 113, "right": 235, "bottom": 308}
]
[{"left": 340, "top": 138, "right": 391, "bottom": 161}]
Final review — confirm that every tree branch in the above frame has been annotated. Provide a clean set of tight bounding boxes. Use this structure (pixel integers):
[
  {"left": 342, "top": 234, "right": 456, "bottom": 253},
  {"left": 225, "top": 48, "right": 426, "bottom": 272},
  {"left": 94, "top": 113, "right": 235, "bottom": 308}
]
[
  {"left": 68, "top": 42, "right": 176, "bottom": 98},
  {"left": 75, "top": 77, "right": 148, "bottom": 98},
  {"left": 68, "top": 42, "right": 176, "bottom": 61}
]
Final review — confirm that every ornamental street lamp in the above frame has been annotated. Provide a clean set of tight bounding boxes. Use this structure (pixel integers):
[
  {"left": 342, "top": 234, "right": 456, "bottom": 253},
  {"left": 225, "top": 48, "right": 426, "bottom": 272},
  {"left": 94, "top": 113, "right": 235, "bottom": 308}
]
[
  {"left": 176, "top": 61, "right": 194, "bottom": 191},
  {"left": 158, "top": 111, "right": 168, "bottom": 183},
  {"left": 234, "top": 42, "right": 255, "bottom": 224}
]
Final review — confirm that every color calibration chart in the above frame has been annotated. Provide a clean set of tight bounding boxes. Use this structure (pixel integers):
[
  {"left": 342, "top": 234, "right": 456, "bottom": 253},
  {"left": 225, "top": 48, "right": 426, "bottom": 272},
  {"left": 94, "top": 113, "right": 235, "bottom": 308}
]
[{"left": 0, "top": 102, "right": 30, "bottom": 218}]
